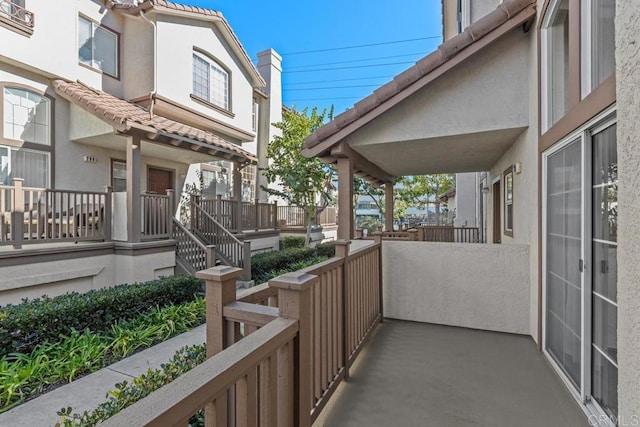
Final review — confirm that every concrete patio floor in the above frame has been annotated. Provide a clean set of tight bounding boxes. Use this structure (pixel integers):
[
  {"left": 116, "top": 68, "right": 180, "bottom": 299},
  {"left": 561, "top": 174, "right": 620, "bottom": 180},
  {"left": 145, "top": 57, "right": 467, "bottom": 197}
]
[{"left": 315, "top": 319, "right": 589, "bottom": 427}]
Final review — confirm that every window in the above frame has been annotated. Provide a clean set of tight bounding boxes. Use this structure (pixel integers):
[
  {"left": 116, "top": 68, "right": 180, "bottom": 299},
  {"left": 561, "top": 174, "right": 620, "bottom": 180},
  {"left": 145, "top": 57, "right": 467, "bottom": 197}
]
[
  {"left": 504, "top": 168, "right": 513, "bottom": 236},
  {"left": 0, "top": 146, "right": 49, "bottom": 187},
  {"left": 542, "top": 0, "right": 570, "bottom": 131},
  {"left": 78, "top": 16, "right": 118, "bottom": 78},
  {"left": 252, "top": 99, "right": 258, "bottom": 132},
  {"left": 192, "top": 52, "right": 229, "bottom": 110},
  {"left": 582, "top": 0, "right": 615, "bottom": 96},
  {"left": 111, "top": 160, "right": 126, "bottom": 192},
  {"left": 241, "top": 165, "right": 256, "bottom": 202},
  {"left": 201, "top": 164, "right": 230, "bottom": 200},
  {"left": 3, "top": 87, "right": 50, "bottom": 145}
]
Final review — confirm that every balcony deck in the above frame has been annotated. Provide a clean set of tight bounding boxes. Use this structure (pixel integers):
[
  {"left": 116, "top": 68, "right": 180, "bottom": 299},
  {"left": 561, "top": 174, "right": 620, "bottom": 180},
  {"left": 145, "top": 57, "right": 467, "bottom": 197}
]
[{"left": 316, "top": 319, "right": 588, "bottom": 427}]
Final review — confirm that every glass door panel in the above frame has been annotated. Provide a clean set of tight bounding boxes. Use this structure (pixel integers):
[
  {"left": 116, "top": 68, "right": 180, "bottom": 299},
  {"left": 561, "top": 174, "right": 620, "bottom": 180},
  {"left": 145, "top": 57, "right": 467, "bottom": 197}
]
[
  {"left": 590, "top": 123, "right": 618, "bottom": 420},
  {"left": 546, "top": 138, "right": 583, "bottom": 389}
]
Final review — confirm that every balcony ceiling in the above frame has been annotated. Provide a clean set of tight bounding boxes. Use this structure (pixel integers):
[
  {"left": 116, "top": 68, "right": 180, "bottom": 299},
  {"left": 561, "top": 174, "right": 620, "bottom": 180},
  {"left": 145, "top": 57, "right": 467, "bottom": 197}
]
[{"left": 303, "top": 0, "right": 536, "bottom": 181}]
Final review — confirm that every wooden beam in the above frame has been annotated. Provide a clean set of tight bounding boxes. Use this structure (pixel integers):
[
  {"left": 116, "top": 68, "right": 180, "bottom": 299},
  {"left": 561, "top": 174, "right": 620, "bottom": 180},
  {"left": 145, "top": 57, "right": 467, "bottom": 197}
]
[{"left": 331, "top": 142, "right": 394, "bottom": 184}]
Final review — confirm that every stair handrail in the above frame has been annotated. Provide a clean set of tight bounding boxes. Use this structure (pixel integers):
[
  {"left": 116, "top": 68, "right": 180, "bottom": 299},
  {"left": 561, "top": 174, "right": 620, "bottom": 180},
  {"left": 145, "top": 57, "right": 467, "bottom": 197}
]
[
  {"left": 193, "top": 203, "right": 244, "bottom": 246},
  {"left": 172, "top": 218, "right": 215, "bottom": 273}
]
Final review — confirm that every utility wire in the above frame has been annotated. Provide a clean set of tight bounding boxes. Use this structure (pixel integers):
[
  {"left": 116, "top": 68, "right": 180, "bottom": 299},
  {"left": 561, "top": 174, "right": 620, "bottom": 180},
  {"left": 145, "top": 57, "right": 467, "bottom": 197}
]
[
  {"left": 283, "top": 61, "right": 415, "bottom": 74},
  {"left": 281, "top": 35, "right": 441, "bottom": 55},
  {"left": 286, "top": 96, "right": 365, "bottom": 101},
  {"left": 285, "top": 51, "right": 428, "bottom": 70},
  {"left": 285, "top": 75, "right": 395, "bottom": 85},
  {"left": 285, "top": 84, "right": 381, "bottom": 91}
]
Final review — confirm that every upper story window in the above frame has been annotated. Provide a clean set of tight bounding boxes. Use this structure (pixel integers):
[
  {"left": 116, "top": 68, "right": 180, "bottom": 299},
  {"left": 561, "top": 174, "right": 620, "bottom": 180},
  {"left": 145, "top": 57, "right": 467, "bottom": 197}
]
[
  {"left": 582, "top": 0, "right": 615, "bottom": 96},
  {"left": 78, "top": 15, "right": 118, "bottom": 78},
  {"left": 192, "top": 52, "right": 229, "bottom": 111},
  {"left": 0, "top": 0, "right": 35, "bottom": 35},
  {"left": 3, "top": 87, "right": 50, "bottom": 145},
  {"left": 504, "top": 167, "right": 514, "bottom": 237},
  {"left": 542, "top": 0, "right": 569, "bottom": 131},
  {"left": 252, "top": 99, "right": 258, "bottom": 131}
]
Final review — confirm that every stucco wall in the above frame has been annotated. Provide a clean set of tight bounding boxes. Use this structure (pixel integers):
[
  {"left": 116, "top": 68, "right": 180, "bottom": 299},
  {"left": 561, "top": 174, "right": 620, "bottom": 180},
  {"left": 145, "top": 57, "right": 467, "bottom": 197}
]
[
  {"left": 615, "top": 0, "right": 640, "bottom": 420},
  {"left": 0, "top": 246, "right": 175, "bottom": 306},
  {"left": 155, "top": 16, "right": 255, "bottom": 134},
  {"left": 382, "top": 241, "right": 530, "bottom": 335}
]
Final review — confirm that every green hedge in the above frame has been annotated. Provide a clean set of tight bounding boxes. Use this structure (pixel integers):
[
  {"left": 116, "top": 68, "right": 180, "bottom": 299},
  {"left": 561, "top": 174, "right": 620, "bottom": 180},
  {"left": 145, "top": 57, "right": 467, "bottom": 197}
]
[
  {"left": 0, "top": 276, "right": 203, "bottom": 358},
  {"left": 282, "top": 236, "right": 305, "bottom": 249},
  {"left": 251, "top": 242, "right": 336, "bottom": 284}
]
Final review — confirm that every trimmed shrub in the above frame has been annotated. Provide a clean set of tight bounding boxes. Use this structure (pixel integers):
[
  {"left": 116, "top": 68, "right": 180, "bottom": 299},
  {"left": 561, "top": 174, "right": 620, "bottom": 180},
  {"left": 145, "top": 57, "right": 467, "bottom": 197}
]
[
  {"left": 0, "top": 276, "right": 203, "bottom": 357},
  {"left": 251, "top": 242, "right": 336, "bottom": 284},
  {"left": 282, "top": 236, "right": 305, "bottom": 249}
]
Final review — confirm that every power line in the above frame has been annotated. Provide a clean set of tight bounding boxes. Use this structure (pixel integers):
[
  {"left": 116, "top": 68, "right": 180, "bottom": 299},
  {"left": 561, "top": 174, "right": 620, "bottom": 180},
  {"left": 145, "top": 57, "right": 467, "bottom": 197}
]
[
  {"left": 283, "top": 61, "right": 415, "bottom": 74},
  {"left": 281, "top": 35, "right": 441, "bottom": 55},
  {"left": 286, "top": 52, "right": 428, "bottom": 70},
  {"left": 285, "top": 84, "right": 380, "bottom": 92},
  {"left": 285, "top": 75, "right": 395, "bottom": 85},
  {"left": 286, "top": 96, "right": 364, "bottom": 101}
]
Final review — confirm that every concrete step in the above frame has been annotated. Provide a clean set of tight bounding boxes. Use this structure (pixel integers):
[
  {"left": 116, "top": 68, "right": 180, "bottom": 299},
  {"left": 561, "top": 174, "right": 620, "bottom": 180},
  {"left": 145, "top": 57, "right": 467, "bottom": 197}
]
[{"left": 0, "top": 325, "right": 206, "bottom": 427}]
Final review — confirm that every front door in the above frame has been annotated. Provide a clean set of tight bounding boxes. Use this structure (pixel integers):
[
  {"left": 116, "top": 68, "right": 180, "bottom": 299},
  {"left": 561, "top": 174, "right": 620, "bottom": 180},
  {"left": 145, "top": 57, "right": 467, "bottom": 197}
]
[
  {"left": 492, "top": 180, "right": 501, "bottom": 243},
  {"left": 148, "top": 167, "right": 173, "bottom": 195}
]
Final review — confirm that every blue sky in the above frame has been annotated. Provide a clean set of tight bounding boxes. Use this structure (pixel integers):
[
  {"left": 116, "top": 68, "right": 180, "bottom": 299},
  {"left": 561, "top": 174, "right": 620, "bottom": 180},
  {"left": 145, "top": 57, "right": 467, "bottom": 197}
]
[{"left": 182, "top": 1, "right": 443, "bottom": 114}]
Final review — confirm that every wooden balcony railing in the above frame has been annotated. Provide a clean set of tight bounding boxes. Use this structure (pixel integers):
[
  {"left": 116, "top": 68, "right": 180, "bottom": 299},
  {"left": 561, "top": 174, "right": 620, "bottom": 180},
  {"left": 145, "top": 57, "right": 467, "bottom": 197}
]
[
  {"left": 277, "top": 205, "right": 338, "bottom": 228},
  {"left": 196, "top": 196, "right": 277, "bottom": 232},
  {"left": 0, "top": 178, "right": 111, "bottom": 249},
  {"left": 104, "top": 238, "right": 383, "bottom": 426},
  {"left": 141, "top": 191, "right": 173, "bottom": 241},
  {"left": 359, "top": 226, "right": 481, "bottom": 243},
  {"left": 172, "top": 218, "right": 215, "bottom": 275},
  {"left": 0, "top": 0, "right": 35, "bottom": 34}
]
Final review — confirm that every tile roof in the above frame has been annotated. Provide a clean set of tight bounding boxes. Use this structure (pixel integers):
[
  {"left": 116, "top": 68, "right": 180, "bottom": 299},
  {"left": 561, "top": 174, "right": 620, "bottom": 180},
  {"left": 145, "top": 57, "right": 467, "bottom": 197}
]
[
  {"left": 52, "top": 80, "right": 257, "bottom": 164},
  {"left": 303, "top": 0, "right": 536, "bottom": 153}
]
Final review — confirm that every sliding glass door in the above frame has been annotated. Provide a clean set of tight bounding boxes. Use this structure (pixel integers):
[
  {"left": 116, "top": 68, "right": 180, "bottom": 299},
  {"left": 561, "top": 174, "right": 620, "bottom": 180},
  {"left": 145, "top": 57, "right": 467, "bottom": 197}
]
[{"left": 544, "top": 115, "right": 618, "bottom": 423}]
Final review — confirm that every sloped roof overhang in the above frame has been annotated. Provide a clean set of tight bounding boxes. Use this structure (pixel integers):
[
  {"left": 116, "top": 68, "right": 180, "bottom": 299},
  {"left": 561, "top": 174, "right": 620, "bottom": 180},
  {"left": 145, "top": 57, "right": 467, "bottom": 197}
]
[
  {"left": 302, "top": 0, "right": 536, "bottom": 183},
  {"left": 53, "top": 80, "right": 257, "bottom": 165}
]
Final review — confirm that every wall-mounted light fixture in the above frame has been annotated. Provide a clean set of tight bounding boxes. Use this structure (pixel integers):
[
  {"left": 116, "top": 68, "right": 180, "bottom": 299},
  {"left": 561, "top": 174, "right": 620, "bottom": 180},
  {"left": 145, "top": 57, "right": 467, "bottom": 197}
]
[{"left": 513, "top": 162, "right": 523, "bottom": 175}]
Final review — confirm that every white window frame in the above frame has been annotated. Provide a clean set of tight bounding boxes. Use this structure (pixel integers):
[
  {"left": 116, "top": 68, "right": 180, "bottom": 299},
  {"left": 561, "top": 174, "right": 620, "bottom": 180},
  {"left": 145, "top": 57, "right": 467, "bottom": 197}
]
[
  {"left": 541, "top": 0, "right": 570, "bottom": 133},
  {"left": 3, "top": 86, "right": 51, "bottom": 146},
  {"left": 580, "top": 0, "right": 615, "bottom": 99},
  {"left": 78, "top": 15, "right": 119, "bottom": 78},
  {"left": 541, "top": 104, "right": 617, "bottom": 426},
  {"left": 192, "top": 51, "right": 230, "bottom": 111}
]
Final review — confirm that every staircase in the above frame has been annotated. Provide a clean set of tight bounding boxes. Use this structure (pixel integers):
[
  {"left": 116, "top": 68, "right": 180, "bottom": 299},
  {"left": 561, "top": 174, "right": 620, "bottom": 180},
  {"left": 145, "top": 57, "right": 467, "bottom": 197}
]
[{"left": 172, "top": 205, "right": 251, "bottom": 280}]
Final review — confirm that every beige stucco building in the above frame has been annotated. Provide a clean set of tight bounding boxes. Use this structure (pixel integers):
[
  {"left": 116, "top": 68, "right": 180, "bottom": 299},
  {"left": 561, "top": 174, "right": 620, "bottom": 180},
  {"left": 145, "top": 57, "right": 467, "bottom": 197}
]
[
  {"left": 303, "top": 0, "right": 636, "bottom": 424},
  {"left": 0, "top": 0, "right": 283, "bottom": 304}
]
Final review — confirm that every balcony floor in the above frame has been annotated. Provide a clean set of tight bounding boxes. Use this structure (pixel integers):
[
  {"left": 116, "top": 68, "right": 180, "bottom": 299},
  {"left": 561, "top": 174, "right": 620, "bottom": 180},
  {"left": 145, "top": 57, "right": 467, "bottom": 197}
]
[{"left": 316, "top": 320, "right": 588, "bottom": 427}]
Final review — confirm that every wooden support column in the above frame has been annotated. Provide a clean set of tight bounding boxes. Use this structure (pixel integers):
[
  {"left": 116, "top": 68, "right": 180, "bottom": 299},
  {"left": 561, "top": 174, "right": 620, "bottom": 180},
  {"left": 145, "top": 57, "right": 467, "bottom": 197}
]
[
  {"left": 126, "top": 135, "right": 142, "bottom": 243},
  {"left": 269, "top": 272, "right": 317, "bottom": 427},
  {"left": 11, "top": 178, "right": 24, "bottom": 249},
  {"left": 233, "top": 162, "right": 243, "bottom": 232},
  {"left": 196, "top": 266, "right": 243, "bottom": 427},
  {"left": 384, "top": 181, "right": 393, "bottom": 232},
  {"left": 337, "top": 157, "right": 354, "bottom": 241}
]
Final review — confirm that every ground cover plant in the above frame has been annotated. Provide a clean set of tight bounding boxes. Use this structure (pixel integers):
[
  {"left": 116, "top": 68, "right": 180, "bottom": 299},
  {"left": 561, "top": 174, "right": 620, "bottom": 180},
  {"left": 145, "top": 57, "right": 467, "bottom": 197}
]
[
  {"left": 0, "top": 276, "right": 204, "bottom": 413},
  {"left": 56, "top": 344, "right": 207, "bottom": 427},
  {"left": 251, "top": 242, "right": 336, "bottom": 284}
]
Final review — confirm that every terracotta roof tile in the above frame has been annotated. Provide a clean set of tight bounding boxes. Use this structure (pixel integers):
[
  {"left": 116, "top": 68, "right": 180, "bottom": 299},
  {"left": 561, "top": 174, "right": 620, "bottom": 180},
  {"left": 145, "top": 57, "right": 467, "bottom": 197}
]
[
  {"left": 52, "top": 80, "right": 257, "bottom": 164},
  {"left": 303, "top": 0, "right": 535, "bottom": 152}
]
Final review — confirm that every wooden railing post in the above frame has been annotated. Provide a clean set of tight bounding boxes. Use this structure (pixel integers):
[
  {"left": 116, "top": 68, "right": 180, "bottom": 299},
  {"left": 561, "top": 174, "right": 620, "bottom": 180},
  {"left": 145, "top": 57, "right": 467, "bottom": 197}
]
[
  {"left": 269, "top": 272, "right": 317, "bottom": 427},
  {"left": 12, "top": 178, "right": 24, "bottom": 250},
  {"left": 372, "top": 233, "right": 384, "bottom": 320},
  {"left": 215, "top": 194, "right": 222, "bottom": 219},
  {"left": 196, "top": 266, "right": 242, "bottom": 427},
  {"left": 190, "top": 194, "right": 197, "bottom": 231},
  {"left": 334, "top": 239, "right": 351, "bottom": 380},
  {"left": 273, "top": 201, "right": 278, "bottom": 229},
  {"left": 408, "top": 229, "right": 418, "bottom": 241},
  {"left": 166, "top": 189, "right": 174, "bottom": 236},
  {"left": 205, "top": 244, "right": 216, "bottom": 268},
  {"left": 254, "top": 198, "right": 260, "bottom": 231},
  {"left": 242, "top": 240, "right": 252, "bottom": 281},
  {"left": 104, "top": 185, "right": 112, "bottom": 241}
]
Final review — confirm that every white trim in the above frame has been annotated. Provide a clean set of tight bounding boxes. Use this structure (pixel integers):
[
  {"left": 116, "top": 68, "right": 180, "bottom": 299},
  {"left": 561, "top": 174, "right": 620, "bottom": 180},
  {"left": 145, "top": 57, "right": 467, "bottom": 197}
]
[
  {"left": 581, "top": 0, "right": 592, "bottom": 98},
  {"left": 593, "top": 291, "right": 617, "bottom": 307}
]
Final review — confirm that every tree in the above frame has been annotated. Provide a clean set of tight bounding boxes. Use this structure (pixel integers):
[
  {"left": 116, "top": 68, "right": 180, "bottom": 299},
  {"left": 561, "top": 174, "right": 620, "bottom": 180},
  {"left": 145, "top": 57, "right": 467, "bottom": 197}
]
[
  {"left": 261, "top": 106, "right": 335, "bottom": 246},
  {"left": 396, "top": 175, "right": 454, "bottom": 224}
]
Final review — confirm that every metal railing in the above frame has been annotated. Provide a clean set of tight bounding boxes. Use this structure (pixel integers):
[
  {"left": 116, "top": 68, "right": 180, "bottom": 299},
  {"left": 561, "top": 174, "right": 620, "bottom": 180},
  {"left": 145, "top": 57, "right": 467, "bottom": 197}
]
[
  {"left": 192, "top": 203, "right": 251, "bottom": 280},
  {"left": 0, "top": 0, "right": 35, "bottom": 31},
  {"left": 141, "top": 192, "right": 173, "bottom": 241},
  {"left": 0, "top": 179, "right": 111, "bottom": 249}
]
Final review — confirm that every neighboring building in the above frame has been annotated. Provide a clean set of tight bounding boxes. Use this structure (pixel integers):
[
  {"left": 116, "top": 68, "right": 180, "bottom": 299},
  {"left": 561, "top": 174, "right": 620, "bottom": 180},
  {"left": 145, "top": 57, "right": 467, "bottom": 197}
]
[
  {"left": 0, "top": 0, "right": 282, "bottom": 303},
  {"left": 303, "top": 0, "right": 633, "bottom": 423}
]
